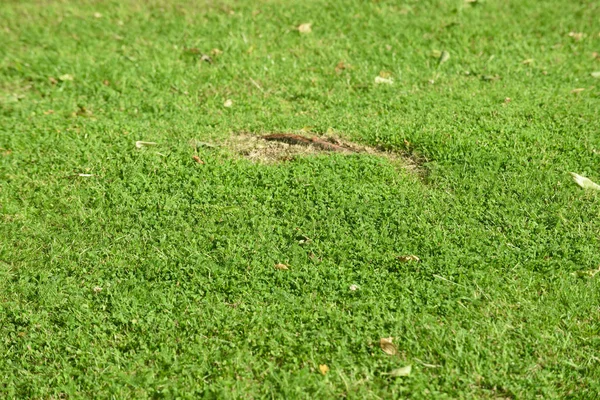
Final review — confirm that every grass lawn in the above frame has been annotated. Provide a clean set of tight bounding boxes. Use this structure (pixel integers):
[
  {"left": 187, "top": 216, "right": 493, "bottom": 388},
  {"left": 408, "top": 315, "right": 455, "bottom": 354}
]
[{"left": 1, "top": 0, "right": 600, "bottom": 398}]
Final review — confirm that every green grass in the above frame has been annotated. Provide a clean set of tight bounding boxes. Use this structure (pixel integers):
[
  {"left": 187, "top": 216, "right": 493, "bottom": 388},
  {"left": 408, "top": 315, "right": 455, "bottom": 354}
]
[{"left": 1, "top": 0, "right": 600, "bottom": 398}]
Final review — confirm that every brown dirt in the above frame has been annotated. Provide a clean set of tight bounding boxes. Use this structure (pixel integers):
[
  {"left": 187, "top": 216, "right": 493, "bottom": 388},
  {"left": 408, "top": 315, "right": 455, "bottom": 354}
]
[{"left": 210, "top": 133, "right": 424, "bottom": 175}]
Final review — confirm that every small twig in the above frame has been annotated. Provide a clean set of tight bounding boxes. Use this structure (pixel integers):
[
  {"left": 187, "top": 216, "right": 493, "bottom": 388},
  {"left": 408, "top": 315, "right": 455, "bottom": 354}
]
[
  {"left": 414, "top": 358, "right": 441, "bottom": 368},
  {"left": 433, "top": 274, "right": 463, "bottom": 286},
  {"left": 249, "top": 77, "right": 264, "bottom": 93}
]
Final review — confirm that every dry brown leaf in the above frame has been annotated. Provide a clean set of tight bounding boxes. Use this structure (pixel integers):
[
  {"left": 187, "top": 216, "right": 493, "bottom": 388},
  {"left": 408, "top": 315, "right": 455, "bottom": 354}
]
[
  {"left": 584, "top": 266, "right": 600, "bottom": 277},
  {"left": 48, "top": 77, "right": 58, "bottom": 85},
  {"left": 319, "top": 364, "right": 329, "bottom": 375},
  {"left": 211, "top": 48, "right": 223, "bottom": 56},
  {"left": 568, "top": 32, "right": 584, "bottom": 41},
  {"left": 438, "top": 50, "right": 450, "bottom": 64},
  {"left": 397, "top": 255, "right": 420, "bottom": 263},
  {"left": 223, "top": 99, "right": 233, "bottom": 107},
  {"left": 135, "top": 141, "right": 157, "bottom": 149},
  {"left": 274, "top": 263, "right": 289, "bottom": 270},
  {"left": 335, "top": 61, "right": 350, "bottom": 74},
  {"left": 570, "top": 172, "right": 600, "bottom": 190},
  {"left": 76, "top": 106, "right": 93, "bottom": 117},
  {"left": 572, "top": 266, "right": 600, "bottom": 278},
  {"left": 586, "top": 266, "right": 600, "bottom": 277},
  {"left": 571, "top": 88, "right": 585, "bottom": 94},
  {"left": 380, "top": 337, "right": 398, "bottom": 356},
  {"left": 192, "top": 155, "right": 205, "bottom": 164},
  {"left": 384, "top": 365, "right": 412, "bottom": 377},
  {"left": 374, "top": 76, "right": 394, "bottom": 85},
  {"left": 349, "top": 284, "right": 359, "bottom": 291},
  {"left": 59, "top": 74, "right": 74, "bottom": 81},
  {"left": 522, "top": 58, "right": 534, "bottom": 65},
  {"left": 298, "top": 23, "right": 312, "bottom": 34}
]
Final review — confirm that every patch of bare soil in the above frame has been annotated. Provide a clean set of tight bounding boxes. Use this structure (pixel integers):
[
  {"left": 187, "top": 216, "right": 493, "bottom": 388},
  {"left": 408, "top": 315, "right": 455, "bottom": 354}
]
[{"left": 224, "top": 133, "right": 421, "bottom": 172}]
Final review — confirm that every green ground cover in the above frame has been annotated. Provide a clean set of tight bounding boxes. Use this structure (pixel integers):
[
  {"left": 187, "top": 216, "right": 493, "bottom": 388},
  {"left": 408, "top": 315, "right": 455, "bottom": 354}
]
[{"left": 1, "top": 0, "right": 599, "bottom": 398}]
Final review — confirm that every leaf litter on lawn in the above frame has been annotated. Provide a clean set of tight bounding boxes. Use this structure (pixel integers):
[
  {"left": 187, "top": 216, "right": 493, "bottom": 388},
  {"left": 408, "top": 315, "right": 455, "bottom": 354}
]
[
  {"left": 396, "top": 255, "right": 420, "bottom": 263},
  {"left": 135, "top": 141, "right": 157, "bottom": 149},
  {"left": 383, "top": 365, "right": 412, "bottom": 377},
  {"left": 570, "top": 173, "right": 600, "bottom": 190},
  {"left": 298, "top": 23, "right": 312, "bottom": 34},
  {"left": 379, "top": 337, "right": 398, "bottom": 356}
]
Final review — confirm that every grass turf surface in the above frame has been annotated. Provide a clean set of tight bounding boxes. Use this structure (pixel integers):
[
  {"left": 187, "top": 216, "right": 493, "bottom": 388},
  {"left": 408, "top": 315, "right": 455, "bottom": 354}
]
[{"left": 1, "top": 0, "right": 600, "bottom": 398}]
